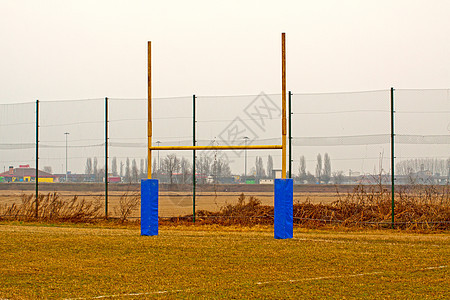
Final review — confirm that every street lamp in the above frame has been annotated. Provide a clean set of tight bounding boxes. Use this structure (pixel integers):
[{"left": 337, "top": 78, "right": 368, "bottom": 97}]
[
  {"left": 243, "top": 136, "right": 249, "bottom": 183},
  {"left": 64, "top": 132, "right": 69, "bottom": 182}
]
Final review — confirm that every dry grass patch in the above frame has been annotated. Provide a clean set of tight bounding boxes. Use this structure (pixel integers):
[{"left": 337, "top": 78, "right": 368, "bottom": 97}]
[{"left": 0, "top": 223, "right": 448, "bottom": 299}]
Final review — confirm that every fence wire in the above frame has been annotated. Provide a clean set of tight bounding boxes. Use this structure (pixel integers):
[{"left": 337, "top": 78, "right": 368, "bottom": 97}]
[
  {"left": 0, "top": 89, "right": 448, "bottom": 224},
  {"left": 0, "top": 102, "right": 35, "bottom": 168}
]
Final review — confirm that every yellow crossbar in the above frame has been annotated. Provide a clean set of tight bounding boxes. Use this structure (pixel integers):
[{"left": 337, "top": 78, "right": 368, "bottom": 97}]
[{"left": 149, "top": 145, "right": 282, "bottom": 151}]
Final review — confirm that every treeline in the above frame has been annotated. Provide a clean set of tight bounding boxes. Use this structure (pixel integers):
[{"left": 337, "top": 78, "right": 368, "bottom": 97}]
[
  {"left": 83, "top": 153, "right": 234, "bottom": 184},
  {"left": 396, "top": 158, "right": 450, "bottom": 176},
  {"left": 297, "top": 153, "right": 335, "bottom": 184},
  {"left": 152, "top": 153, "right": 232, "bottom": 184},
  {"left": 85, "top": 157, "right": 148, "bottom": 183},
  {"left": 79, "top": 155, "right": 449, "bottom": 184},
  {"left": 249, "top": 153, "right": 337, "bottom": 184}
]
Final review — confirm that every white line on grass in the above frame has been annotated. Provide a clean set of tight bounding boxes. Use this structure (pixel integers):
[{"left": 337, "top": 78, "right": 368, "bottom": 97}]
[
  {"left": 63, "top": 289, "right": 186, "bottom": 300},
  {"left": 420, "top": 265, "right": 447, "bottom": 270},
  {"left": 255, "top": 265, "right": 447, "bottom": 285},
  {"left": 293, "top": 237, "right": 443, "bottom": 247},
  {"left": 256, "top": 271, "right": 383, "bottom": 285},
  {"left": 62, "top": 265, "right": 448, "bottom": 299}
]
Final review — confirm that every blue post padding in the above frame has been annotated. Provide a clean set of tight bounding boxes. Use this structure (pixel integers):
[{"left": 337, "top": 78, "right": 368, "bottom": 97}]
[
  {"left": 141, "top": 179, "right": 158, "bottom": 236},
  {"left": 274, "top": 178, "right": 293, "bottom": 239}
]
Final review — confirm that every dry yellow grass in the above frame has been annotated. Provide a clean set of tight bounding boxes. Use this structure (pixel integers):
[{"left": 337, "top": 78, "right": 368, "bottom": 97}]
[{"left": 0, "top": 223, "right": 448, "bottom": 299}]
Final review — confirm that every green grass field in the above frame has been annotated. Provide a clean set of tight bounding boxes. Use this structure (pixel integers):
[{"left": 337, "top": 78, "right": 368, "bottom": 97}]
[{"left": 0, "top": 223, "right": 448, "bottom": 299}]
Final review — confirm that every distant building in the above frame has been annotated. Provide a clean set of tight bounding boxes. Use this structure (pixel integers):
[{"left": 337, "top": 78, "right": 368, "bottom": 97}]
[
  {"left": 0, "top": 165, "right": 57, "bottom": 183},
  {"left": 272, "top": 169, "right": 283, "bottom": 179},
  {"left": 107, "top": 176, "right": 121, "bottom": 183},
  {"left": 260, "top": 179, "right": 274, "bottom": 184}
]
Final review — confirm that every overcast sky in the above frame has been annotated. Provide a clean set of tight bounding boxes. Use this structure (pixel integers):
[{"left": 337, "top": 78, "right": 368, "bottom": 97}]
[{"left": 1, "top": 0, "right": 449, "bottom": 103}]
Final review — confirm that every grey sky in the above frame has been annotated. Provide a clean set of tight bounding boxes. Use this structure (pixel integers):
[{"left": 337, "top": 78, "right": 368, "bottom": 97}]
[
  {"left": 1, "top": 0, "right": 449, "bottom": 177},
  {"left": 1, "top": 0, "right": 449, "bottom": 102}
]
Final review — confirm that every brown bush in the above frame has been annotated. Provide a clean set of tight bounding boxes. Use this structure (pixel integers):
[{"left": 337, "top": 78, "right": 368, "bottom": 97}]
[
  {"left": 114, "top": 191, "right": 140, "bottom": 223},
  {"left": 0, "top": 193, "right": 103, "bottom": 222},
  {"left": 1, "top": 184, "right": 448, "bottom": 231},
  {"left": 165, "top": 184, "right": 449, "bottom": 230}
]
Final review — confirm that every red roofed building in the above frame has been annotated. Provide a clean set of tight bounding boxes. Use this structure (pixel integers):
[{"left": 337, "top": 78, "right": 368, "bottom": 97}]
[{"left": 0, "top": 165, "right": 57, "bottom": 183}]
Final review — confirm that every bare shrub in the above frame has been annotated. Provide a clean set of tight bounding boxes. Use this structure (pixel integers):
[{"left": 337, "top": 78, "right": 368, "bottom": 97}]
[
  {"left": 166, "top": 185, "right": 449, "bottom": 230},
  {"left": 163, "top": 193, "right": 273, "bottom": 226},
  {"left": 113, "top": 191, "right": 140, "bottom": 223},
  {"left": 0, "top": 193, "right": 103, "bottom": 222},
  {"left": 295, "top": 183, "right": 449, "bottom": 229}
]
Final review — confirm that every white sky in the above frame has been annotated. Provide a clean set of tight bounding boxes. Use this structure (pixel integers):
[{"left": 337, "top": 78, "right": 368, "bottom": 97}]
[
  {"left": 1, "top": 0, "right": 449, "bottom": 102},
  {"left": 0, "top": 0, "right": 448, "bottom": 176}
]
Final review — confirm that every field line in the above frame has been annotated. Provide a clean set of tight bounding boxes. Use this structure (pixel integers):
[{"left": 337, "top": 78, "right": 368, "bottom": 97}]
[
  {"left": 63, "top": 289, "right": 186, "bottom": 300},
  {"left": 294, "top": 237, "right": 443, "bottom": 247},
  {"left": 256, "top": 271, "right": 382, "bottom": 285},
  {"left": 420, "top": 265, "right": 447, "bottom": 270},
  {"left": 55, "top": 266, "right": 450, "bottom": 298},
  {"left": 256, "top": 265, "right": 447, "bottom": 285}
]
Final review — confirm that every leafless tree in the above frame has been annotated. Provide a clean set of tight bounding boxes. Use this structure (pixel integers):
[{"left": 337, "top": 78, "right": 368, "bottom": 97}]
[
  {"left": 162, "top": 154, "right": 180, "bottom": 184},
  {"left": 255, "top": 156, "right": 265, "bottom": 179},
  {"left": 332, "top": 171, "right": 345, "bottom": 184},
  {"left": 152, "top": 158, "right": 157, "bottom": 179},
  {"left": 315, "top": 154, "right": 322, "bottom": 184},
  {"left": 299, "top": 155, "right": 306, "bottom": 177},
  {"left": 196, "top": 153, "right": 212, "bottom": 184},
  {"left": 211, "top": 157, "right": 232, "bottom": 183},
  {"left": 111, "top": 157, "right": 118, "bottom": 176},
  {"left": 85, "top": 158, "right": 92, "bottom": 175},
  {"left": 180, "top": 157, "right": 191, "bottom": 184},
  {"left": 323, "top": 153, "right": 331, "bottom": 184},
  {"left": 93, "top": 157, "right": 99, "bottom": 182},
  {"left": 267, "top": 155, "right": 273, "bottom": 178},
  {"left": 139, "top": 158, "right": 145, "bottom": 179},
  {"left": 132, "top": 159, "right": 139, "bottom": 183},
  {"left": 125, "top": 158, "right": 130, "bottom": 183}
]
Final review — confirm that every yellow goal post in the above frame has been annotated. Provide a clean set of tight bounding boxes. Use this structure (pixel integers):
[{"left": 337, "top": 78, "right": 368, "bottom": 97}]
[{"left": 146, "top": 33, "right": 287, "bottom": 179}]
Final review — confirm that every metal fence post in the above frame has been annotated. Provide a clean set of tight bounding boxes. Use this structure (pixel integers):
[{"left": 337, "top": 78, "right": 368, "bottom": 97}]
[
  {"left": 105, "top": 97, "right": 109, "bottom": 219},
  {"left": 35, "top": 99, "right": 39, "bottom": 218},
  {"left": 391, "top": 87, "right": 395, "bottom": 229},
  {"left": 288, "top": 91, "right": 292, "bottom": 179}
]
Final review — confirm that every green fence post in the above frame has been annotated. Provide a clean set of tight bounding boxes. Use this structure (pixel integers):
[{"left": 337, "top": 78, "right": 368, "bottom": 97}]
[
  {"left": 35, "top": 99, "right": 39, "bottom": 218},
  {"left": 391, "top": 87, "right": 395, "bottom": 229},
  {"left": 288, "top": 91, "right": 292, "bottom": 179},
  {"left": 105, "top": 97, "right": 109, "bottom": 219}
]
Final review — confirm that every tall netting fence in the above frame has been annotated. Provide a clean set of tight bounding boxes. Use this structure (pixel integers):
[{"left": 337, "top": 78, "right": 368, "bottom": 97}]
[
  {"left": 109, "top": 96, "right": 192, "bottom": 218},
  {"left": 38, "top": 98, "right": 106, "bottom": 198},
  {"left": 127, "top": 94, "right": 282, "bottom": 219},
  {"left": 0, "top": 102, "right": 36, "bottom": 206},
  {"left": 191, "top": 94, "right": 282, "bottom": 218},
  {"left": 289, "top": 89, "right": 449, "bottom": 228},
  {"left": 291, "top": 90, "right": 392, "bottom": 189},
  {"left": 395, "top": 89, "right": 449, "bottom": 185},
  {"left": 1, "top": 90, "right": 448, "bottom": 225}
]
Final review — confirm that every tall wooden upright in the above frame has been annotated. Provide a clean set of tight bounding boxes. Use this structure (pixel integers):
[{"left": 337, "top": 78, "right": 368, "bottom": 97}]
[
  {"left": 281, "top": 33, "right": 287, "bottom": 179},
  {"left": 148, "top": 41, "right": 152, "bottom": 179}
]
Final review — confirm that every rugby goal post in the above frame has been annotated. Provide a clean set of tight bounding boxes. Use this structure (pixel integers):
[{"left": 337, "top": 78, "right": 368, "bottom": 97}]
[{"left": 141, "top": 33, "right": 293, "bottom": 239}]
